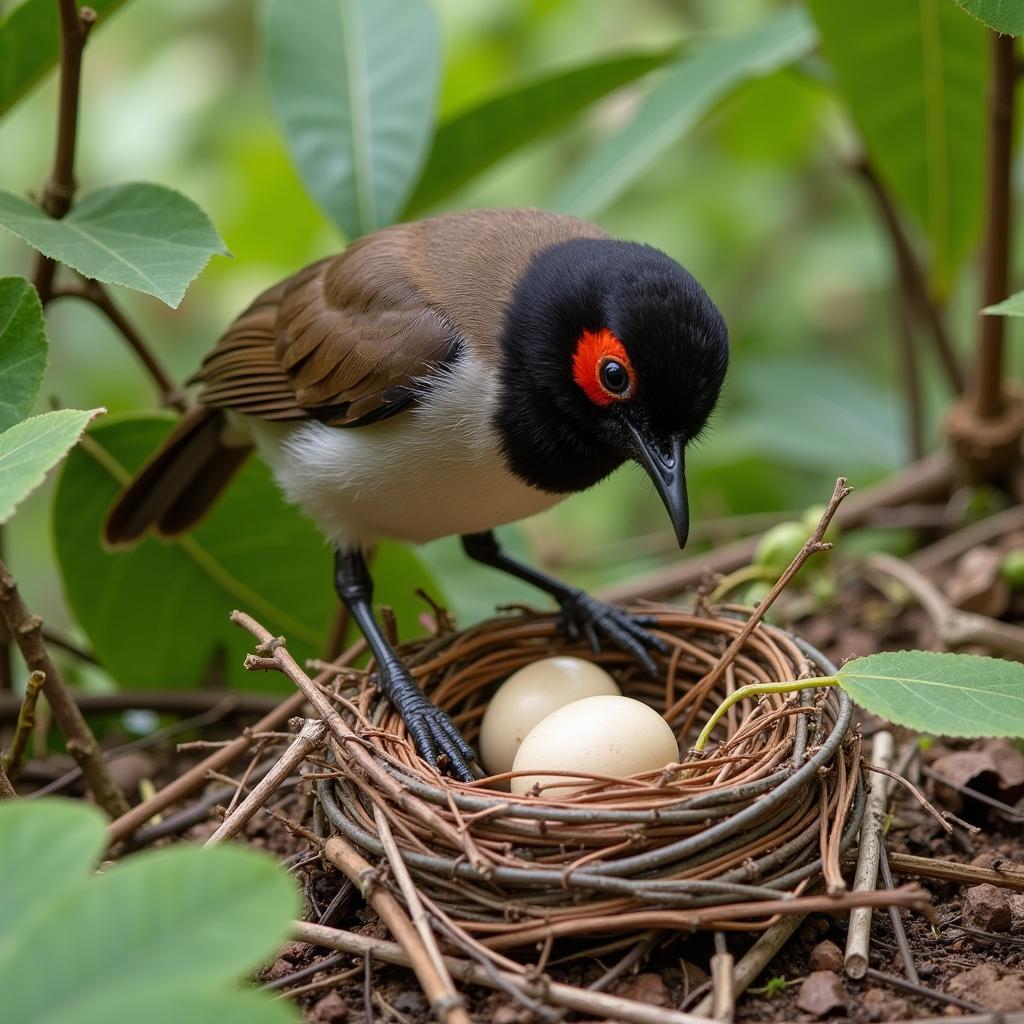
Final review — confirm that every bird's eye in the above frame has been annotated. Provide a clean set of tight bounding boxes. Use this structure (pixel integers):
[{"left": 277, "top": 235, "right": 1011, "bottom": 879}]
[{"left": 599, "top": 358, "right": 631, "bottom": 396}]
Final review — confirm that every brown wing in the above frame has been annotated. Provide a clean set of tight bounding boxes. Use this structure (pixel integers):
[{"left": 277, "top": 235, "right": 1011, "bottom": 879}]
[
  {"left": 192, "top": 225, "right": 458, "bottom": 427},
  {"left": 192, "top": 209, "right": 607, "bottom": 427}
]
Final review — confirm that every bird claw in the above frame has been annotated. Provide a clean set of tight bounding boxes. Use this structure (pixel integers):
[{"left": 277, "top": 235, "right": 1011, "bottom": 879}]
[
  {"left": 556, "top": 591, "right": 667, "bottom": 676},
  {"left": 382, "top": 668, "right": 476, "bottom": 781}
]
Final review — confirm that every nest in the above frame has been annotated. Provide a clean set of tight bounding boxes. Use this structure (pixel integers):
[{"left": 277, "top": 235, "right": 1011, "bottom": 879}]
[{"left": 317, "top": 605, "right": 863, "bottom": 951}]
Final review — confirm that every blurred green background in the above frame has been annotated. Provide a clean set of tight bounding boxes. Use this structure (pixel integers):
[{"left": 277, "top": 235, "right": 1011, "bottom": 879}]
[{"left": 2, "top": 0, "right": 1017, "bottom": 692}]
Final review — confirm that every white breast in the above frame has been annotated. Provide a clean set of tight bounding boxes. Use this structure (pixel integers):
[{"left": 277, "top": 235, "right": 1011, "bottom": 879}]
[{"left": 239, "top": 353, "right": 563, "bottom": 550}]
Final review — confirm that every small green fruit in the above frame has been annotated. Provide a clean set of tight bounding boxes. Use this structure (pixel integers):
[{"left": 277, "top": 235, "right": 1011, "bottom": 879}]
[
  {"left": 1000, "top": 549, "right": 1024, "bottom": 589},
  {"left": 754, "top": 521, "right": 807, "bottom": 574}
]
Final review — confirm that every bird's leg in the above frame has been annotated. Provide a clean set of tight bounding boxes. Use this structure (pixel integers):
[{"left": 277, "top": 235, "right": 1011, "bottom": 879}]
[
  {"left": 333, "top": 548, "right": 475, "bottom": 780},
  {"left": 461, "top": 531, "right": 667, "bottom": 675}
]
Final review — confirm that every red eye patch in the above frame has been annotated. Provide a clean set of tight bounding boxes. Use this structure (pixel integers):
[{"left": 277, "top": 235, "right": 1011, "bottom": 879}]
[{"left": 571, "top": 328, "right": 635, "bottom": 406}]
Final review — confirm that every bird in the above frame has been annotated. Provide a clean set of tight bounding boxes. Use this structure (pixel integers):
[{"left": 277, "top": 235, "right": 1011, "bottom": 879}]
[{"left": 104, "top": 208, "right": 729, "bottom": 781}]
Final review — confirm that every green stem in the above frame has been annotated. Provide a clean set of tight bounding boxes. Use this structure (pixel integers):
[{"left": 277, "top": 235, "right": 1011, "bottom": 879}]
[
  {"left": 709, "top": 564, "right": 772, "bottom": 604},
  {"left": 693, "top": 677, "right": 837, "bottom": 752}
]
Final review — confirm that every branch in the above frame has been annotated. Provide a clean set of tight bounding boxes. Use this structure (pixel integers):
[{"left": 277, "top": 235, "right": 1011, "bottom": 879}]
[
  {"left": 204, "top": 718, "right": 326, "bottom": 845},
  {"left": 695, "top": 477, "right": 851, "bottom": 700},
  {"left": 0, "top": 760, "right": 15, "bottom": 799},
  {"left": 973, "top": 31, "right": 1016, "bottom": 420},
  {"left": 51, "top": 280, "right": 186, "bottom": 410},
  {"left": 2, "top": 670, "right": 45, "bottom": 781},
  {"left": 856, "top": 158, "right": 964, "bottom": 395},
  {"left": 0, "top": 557, "right": 128, "bottom": 817},
  {"left": 32, "top": 0, "right": 96, "bottom": 302}
]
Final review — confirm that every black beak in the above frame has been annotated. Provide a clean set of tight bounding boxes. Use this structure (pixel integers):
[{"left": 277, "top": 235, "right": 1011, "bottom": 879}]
[{"left": 628, "top": 427, "right": 689, "bottom": 549}]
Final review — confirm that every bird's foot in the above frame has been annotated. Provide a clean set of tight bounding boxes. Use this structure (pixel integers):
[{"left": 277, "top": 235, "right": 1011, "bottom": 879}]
[
  {"left": 381, "top": 666, "right": 476, "bottom": 781},
  {"left": 556, "top": 590, "right": 668, "bottom": 675}
]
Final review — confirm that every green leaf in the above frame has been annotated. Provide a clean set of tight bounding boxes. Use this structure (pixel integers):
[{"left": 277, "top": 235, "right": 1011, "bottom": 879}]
[
  {"left": 984, "top": 290, "right": 1024, "bottom": 316},
  {"left": 955, "top": 0, "right": 1024, "bottom": 36},
  {"left": 0, "top": 184, "right": 229, "bottom": 308},
  {"left": 0, "top": 277, "right": 47, "bottom": 432},
  {"left": 0, "top": 0, "right": 128, "bottom": 117},
  {"left": 837, "top": 651, "right": 1024, "bottom": 737},
  {"left": 808, "top": 0, "right": 987, "bottom": 294},
  {"left": 404, "top": 47, "right": 679, "bottom": 216},
  {"left": 552, "top": 7, "right": 816, "bottom": 217},
  {"left": 0, "top": 800, "right": 299, "bottom": 1024},
  {"left": 0, "top": 408, "right": 102, "bottom": 525},
  {"left": 0, "top": 800, "right": 105, "bottom": 962},
  {"left": 54, "top": 414, "right": 446, "bottom": 690},
  {"left": 264, "top": 0, "right": 441, "bottom": 238}
]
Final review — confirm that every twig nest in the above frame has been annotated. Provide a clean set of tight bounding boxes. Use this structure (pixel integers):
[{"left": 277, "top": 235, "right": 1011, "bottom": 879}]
[{"left": 317, "top": 604, "right": 860, "bottom": 950}]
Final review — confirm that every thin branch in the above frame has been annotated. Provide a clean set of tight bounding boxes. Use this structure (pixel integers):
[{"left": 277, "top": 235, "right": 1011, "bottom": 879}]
[
  {"left": 696, "top": 477, "right": 851, "bottom": 702},
  {"left": 32, "top": 0, "right": 96, "bottom": 302},
  {"left": 879, "top": 843, "right": 919, "bottom": 985},
  {"left": 321, "top": 835, "right": 471, "bottom": 1024},
  {"left": 0, "top": 689, "right": 281, "bottom": 721},
  {"left": 0, "top": 557, "right": 128, "bottom": 817},
  {"left": 973, "top": 31, "right": 1016, "bottom": 420},
  {"left": 887, "top": 851, "right": 1024, "bottom": 893},
  {"left": 2, "top": 670, "right": 45, "bottom": 781},
  {"left": 204, "top": 718, "right": 326, "bottom": 846},
  {"left": 709, "top": 932, "right": 735, "bottom": 1023},
  {"left": 692, "top": 912, "right": 806, "bottom": 1018},
  {"left": 845, "top": 730, "right": 894, "bottom": 979},
  {"left": 50, "top": 280, "right": 186, "bottom": 410}
]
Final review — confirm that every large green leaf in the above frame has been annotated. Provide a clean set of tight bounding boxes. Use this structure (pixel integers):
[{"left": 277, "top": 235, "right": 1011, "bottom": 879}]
[
  {"left": 956, "top": 0, "right": 1024, "bottom": 35},
  {"left": 54, "top": 414, "right": 445, "bottom": 690},
  {"left": 0, "top": 184, "right": 229, "bottom": 308},
  {"left": 984, "top": 290, "right": 1024, "bottom": 316},
  {"left": 264, "top": 0, "right": 441, "bottom": 238},
  {"left": 808, "top": 0, "right": 987, "bottom": 294},
  {"left": 0, "top": 0, "right": 128, "bottom": 117},
  {"left": 0, "top": 800, "right": 298, "bottom": 1024},
  {"left": 838, "top": 651, "right": 1024, "bottom": 738},
  {"left": 0, "top": 408, "right": 101, "bottom": 524},
  {"left": 0, "top": 801, "right": 105, "bottom": 963},
  {"left": 404, "top": 47, "right": 679, "bottom": 216},
  {"left": 0, "top": 277, "right": 46, "bottom": 432},
  {"left": 552, "top": 7, "right": 816, "bottom": 217}
]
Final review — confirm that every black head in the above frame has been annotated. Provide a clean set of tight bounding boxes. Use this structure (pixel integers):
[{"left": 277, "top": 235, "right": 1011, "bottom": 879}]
[{"left": 495, "top": 237, "right": 728, "bottom": 548}]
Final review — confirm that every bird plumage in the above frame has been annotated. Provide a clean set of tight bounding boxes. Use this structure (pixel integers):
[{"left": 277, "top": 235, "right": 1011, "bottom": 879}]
[{"left": 104, "top": 207, "right": 729, "bottom": 779}]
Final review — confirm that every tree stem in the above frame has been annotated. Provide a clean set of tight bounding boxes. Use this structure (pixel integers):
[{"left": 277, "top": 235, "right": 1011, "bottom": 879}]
[
  {"left": 0, "top": 558, "right": 129, "bottom": 817},
  {"left": 973, "top": 32, "right": 1016, "bottom": 420}
]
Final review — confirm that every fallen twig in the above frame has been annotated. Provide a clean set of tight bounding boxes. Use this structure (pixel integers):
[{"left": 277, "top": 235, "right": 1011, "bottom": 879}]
[
  {"left": 372, "top": 804, "right": 463, "bottom": 1019},
  {"left": 106, "top": 639, "right": 365, "bottom": 847},
  {"left": 205, "top": 719, "right": 326, "bottom": 846},
  {"left": 295, "top": 920, "right": 713, "bottom": 1024},
  {"left": 321, "top": 834, "right": 471, "bottom": 1024},
  {"left": 710, "top": 932, "right": 735, "bottom": 1023},
  {"left": 692, "top": 912, "right": 807, "bottom": 1018},
  {"left": 879, "top": 844, "right": 919, "bottom": 985},
  {"left": 845, "top": 730, "right": 894, "bottom": 979},
  {"left": 864, "top": 966, "right": 983, "bottom": 1014},
  {"left": 0, "top": 558, "right": 128, "bottom": 817},
  {"left": 887, "top": 851, "right": 1024, "bottom": 893}
]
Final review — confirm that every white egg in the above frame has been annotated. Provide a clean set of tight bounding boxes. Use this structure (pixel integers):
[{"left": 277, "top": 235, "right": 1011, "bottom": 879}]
[
  {"left": 511, "top": 695, "right": 679, "bottom": 797},
  {"left": 478, "top": 657, "right": 620, "bottom": 775}
]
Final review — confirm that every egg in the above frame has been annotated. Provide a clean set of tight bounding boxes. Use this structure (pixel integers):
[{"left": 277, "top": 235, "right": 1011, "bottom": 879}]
[
  {"left": 478, "top": 657, "right": 620, "bottom": 775},
  {"left": 511, "top": 695, "right": 679, "bottom": 797}
]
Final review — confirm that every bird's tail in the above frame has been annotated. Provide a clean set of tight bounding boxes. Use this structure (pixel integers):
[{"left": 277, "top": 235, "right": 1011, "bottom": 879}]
[{"left": 104, "top": 405, "right": 252, "bottom": 547}]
